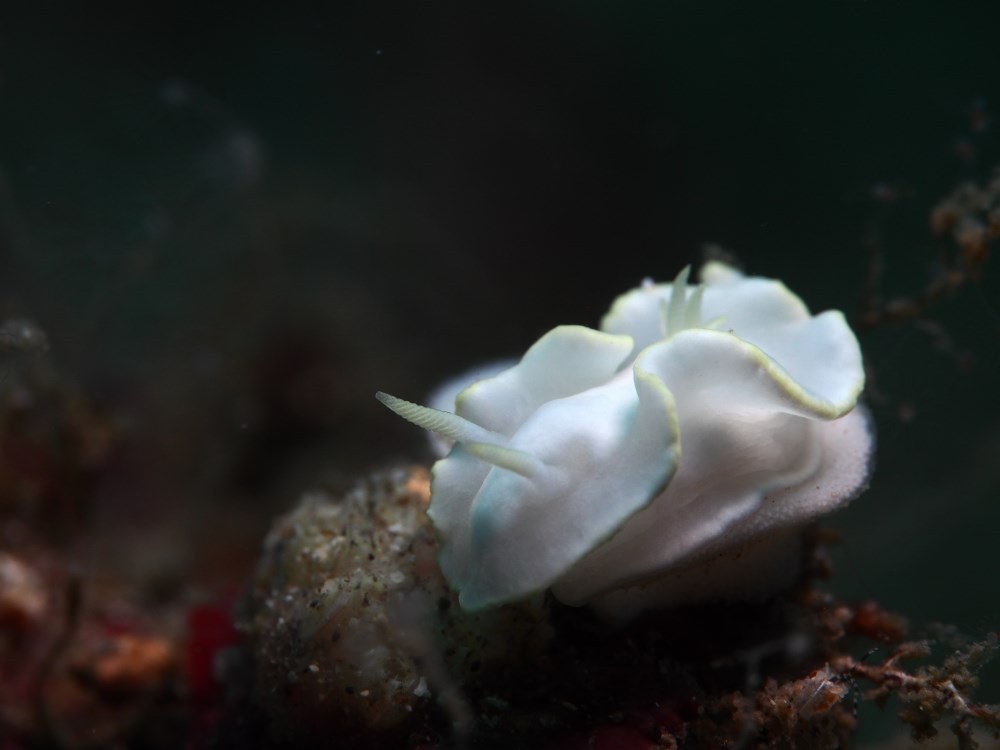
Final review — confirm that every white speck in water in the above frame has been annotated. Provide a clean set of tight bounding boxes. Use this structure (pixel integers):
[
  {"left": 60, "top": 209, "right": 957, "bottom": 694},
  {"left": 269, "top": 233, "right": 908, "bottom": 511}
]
[{"left": 413, "top": 676, "right": 429, "bottom": 697}]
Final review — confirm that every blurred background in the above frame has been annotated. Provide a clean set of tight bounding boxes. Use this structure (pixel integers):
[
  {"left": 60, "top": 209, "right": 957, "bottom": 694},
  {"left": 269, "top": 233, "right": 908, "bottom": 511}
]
[{"left": 0, "top": 2, "right": 998, "bottom": 744}]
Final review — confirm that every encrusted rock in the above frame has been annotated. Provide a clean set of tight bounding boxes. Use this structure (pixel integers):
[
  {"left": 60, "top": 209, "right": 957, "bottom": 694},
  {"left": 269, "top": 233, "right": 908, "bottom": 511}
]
[{"left": 242, "top": 465, "right": 551, "bottom": 747}]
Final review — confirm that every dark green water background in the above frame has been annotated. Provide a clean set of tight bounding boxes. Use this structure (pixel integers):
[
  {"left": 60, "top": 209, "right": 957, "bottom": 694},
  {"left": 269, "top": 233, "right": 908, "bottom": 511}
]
[{"left": 1, "top": 3, "right": 998, "bottom": 744}]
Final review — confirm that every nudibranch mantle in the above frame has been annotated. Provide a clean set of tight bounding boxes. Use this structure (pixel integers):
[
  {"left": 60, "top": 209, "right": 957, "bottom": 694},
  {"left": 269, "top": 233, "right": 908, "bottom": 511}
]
[{"left": 377, "top": 262, "right": 872, "bottom": 617}]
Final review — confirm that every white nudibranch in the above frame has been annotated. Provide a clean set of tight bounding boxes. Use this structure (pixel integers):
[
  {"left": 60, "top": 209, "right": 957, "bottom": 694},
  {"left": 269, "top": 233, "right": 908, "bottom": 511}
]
[{"left": 377, "top": 262, "right": 873, "bottom": 619}]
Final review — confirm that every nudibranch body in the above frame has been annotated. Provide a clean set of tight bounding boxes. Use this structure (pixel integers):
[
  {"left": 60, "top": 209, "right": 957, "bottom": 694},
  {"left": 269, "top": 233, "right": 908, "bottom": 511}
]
[{"left": 378, "top": 262, "right": 873, "bottom": 618}]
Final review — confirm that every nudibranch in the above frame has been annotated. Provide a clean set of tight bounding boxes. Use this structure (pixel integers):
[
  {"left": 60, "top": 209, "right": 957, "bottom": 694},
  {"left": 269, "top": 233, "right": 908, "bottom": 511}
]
[{"left": 377, "top": 262, "right": 873, "bottom": 618}]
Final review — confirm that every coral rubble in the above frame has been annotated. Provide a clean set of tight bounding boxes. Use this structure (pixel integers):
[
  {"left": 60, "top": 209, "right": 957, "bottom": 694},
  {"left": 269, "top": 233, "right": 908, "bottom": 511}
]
[{"left": 241, "top": 466, "right": 1000, "bottom": 749}]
